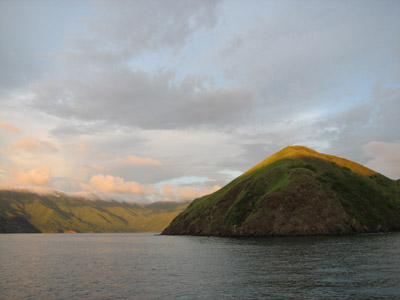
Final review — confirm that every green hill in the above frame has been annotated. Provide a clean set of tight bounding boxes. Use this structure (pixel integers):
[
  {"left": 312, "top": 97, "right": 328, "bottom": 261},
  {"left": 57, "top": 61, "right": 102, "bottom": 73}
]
[
  {"left": 0, "top": 190, "right": 188, "bottom": 233},
  {"left": 163, "top": 146, "right": 400, "bottom": 236}
]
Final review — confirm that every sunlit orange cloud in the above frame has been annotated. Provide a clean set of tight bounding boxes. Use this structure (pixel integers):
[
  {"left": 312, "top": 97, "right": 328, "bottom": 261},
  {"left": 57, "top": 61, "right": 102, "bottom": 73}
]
[
  {"left": 0, "top": 122, "right": 21, "bottom": 134},
  {"left": 117, "top": 155, "right": 163, "bottom": 166},
  {"left": 162, "top": 184, "right": 221, "bottom": 201},
  {"left": 89, "top": 174, "right": 154, "bottom": 194},
  {"left": 17, "top": 166, "right": 52, "bottom": 186},
  {"left": 11, "top": 137, "right": 57, "bottom": 152}
]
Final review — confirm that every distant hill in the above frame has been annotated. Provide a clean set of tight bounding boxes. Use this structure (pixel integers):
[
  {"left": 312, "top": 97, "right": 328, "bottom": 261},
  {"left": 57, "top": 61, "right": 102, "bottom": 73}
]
[
  {"left": 0, "top": 190, "right": 188, "bottom": 233},
  {"left": 163, "top": 146, "right": 400, "bottom": 236}
]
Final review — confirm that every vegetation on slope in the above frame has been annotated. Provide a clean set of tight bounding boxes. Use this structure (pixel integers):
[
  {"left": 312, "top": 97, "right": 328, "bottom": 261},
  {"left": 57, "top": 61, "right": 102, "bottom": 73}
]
[
  {"left": 163, "top": 146, "right": 400, "bottom": 236},
  {"left": 0, "top": 190, "right": 188, "bottom": 233}
]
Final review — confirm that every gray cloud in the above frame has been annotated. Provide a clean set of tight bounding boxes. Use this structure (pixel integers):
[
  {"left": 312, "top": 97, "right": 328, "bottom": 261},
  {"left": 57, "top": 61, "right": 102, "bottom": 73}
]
[
  {"left": 26, "top": 0, "right": 399, "bottom": 133},
  {"left": 26, "top": 0, "right": 254, "bottom": 130},
  {"left": 221, "top": 79, "right": 400, "bottom": 176},
  {"left": 30, "top": 68, "right": 254, "bottom": 129},
  {"left": 328, "top": 88, "right": 400, "bottom": 158},
  {"left": 219, "top": 35, "right": 242, "bottom": 59},
  {"left": 0, "top": 0, "right": 91, "bottom": 90},
  {"left": 60, "top": 0, "right": 219, "bottom": 68},
  {"left": 213, "top": 0, "right": 400, "bottom": 118},
  {"left": 0, "top": 1, "right": 47, "bottom": 89}
]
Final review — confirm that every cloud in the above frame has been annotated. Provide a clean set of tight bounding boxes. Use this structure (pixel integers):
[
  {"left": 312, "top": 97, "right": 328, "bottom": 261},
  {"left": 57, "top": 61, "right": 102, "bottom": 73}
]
[
  {"left": 81, "top": 0, "right": 218, "bottom": 59},
  {"left": 77, "top": 164, "right": 105, "bottom": 177},
  {"left": 29, "top": 68, "right": 254, "bottom": 129},
  {"left": 26, "top": 0, "right": 398, "bottom": 134},
  {"left": 211, "top": 1, "right": 400, "bottom": 125},
  {"left": 89, "top": 174, "right": 154, "bottom": 194},
  {"left": 17, "top": 166, "right": 52, "bottom": 185},
  {"left": 1, "top": 0, "right": 400, "bottom": 202},
  {"left": 11, "top": 137, "right": 58, "bottom": 152},
  {"left": 69, "top": 141, "right": 88, "bottom": 152},
  {"left": 219, "top": 35, "right": 242, "bottom": 59},
  {"left": 25, "top": 0, "right": 254, "bottom": 130},
  {"left": 362, "top": 141, "right": 400, "bottom": 179},
  {"left": 117, "top": 155, "right": 162, "bottom": 166},
  {"left": 162, "top": 184, "right": 176, "bottom": 199},
  {"left": 88, "top": 164, "right": 104, "bottom": 171},
  {"left": 0, "top": 122, "right": 21, "bottom": 134},
  {"left": 0, "top": 1, "right": 65, "bottom": 89},
  {"left": 162, "top": 184, "right": 221, "bottom": 201},
  {"left": 178, "top": 186, "right": 221, "bottom": 200},
  {"left": 309, "top": 83, "right": 400, "bottom": 163}
]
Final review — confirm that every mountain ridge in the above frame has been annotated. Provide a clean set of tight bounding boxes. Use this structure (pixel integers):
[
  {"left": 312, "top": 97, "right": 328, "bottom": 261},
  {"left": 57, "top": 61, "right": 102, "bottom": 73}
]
[{"left": 0, "top": 189, "right": 188, "bottom": 233}]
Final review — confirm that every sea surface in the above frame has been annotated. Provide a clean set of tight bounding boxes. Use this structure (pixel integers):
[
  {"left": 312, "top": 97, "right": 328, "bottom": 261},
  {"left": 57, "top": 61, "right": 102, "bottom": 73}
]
[{"left": 1, "top": 232, "right": 400, "bottom": 300}]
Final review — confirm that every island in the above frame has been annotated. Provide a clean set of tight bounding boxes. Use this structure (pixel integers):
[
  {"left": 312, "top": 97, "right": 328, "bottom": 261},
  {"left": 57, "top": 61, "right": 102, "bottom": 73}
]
[{"left": 162, "top": 146, "right": 400, "bottom": 236}]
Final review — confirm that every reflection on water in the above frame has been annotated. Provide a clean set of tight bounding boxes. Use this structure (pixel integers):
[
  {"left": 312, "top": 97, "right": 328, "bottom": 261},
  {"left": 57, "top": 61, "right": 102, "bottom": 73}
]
[{"left": 1, "top": 233, "right": 400, "bottom": 299}]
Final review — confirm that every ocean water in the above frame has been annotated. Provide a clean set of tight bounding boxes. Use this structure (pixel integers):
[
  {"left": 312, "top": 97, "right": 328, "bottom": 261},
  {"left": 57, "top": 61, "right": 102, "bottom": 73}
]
[{"left": 1, "top": 232, "right": 400, "bottom": 300}]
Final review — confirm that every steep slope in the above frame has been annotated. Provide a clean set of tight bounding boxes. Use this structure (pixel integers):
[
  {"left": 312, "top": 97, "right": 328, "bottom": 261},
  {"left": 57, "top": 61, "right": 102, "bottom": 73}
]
[
  {"left": 163, "top": 146, "right": 400, "bottom": 236},
  {"left": 0, "top": 190, "right": 188, "bottom": 233}
]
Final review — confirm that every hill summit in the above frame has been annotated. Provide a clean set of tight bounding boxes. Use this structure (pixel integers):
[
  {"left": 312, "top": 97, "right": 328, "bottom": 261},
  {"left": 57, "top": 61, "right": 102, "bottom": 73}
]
[{"left": 162, "top": 146, "right": 400, "bottom": 236}]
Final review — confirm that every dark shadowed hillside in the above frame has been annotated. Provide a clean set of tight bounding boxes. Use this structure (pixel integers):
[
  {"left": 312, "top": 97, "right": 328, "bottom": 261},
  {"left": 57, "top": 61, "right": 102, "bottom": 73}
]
[
  {"left": 0, "top": 216, "right": 41, "bottom": 233},
  {"left": 163, "top": 146, "right": 400, "bottom": 236}
]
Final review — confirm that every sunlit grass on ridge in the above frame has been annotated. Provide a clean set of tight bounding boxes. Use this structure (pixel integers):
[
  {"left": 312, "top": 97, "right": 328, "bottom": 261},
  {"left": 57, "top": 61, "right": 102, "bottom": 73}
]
[{"left": 242, "top": 145, "right": 376, "bottom": 177}]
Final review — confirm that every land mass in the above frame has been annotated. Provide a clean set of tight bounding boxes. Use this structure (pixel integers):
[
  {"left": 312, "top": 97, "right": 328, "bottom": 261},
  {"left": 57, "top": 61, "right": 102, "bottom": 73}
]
[
  {"left": 163, "top": 146, "right": 400, "bottom": 236},
  {"left": 0, "top": 190, "right": 188, "bottom": 233}
]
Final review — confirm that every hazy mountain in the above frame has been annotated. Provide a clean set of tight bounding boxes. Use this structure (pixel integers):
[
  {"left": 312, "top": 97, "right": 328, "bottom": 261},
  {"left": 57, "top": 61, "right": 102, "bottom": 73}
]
[
  {"left": 0, "top": 190, "right": 188, "bottom": 233},
  {"left": 163, "top": 146, "right": 400, "bottom": 236}
]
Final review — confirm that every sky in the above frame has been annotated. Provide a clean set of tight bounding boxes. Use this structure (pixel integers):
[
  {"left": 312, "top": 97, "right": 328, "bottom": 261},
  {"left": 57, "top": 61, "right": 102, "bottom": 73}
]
[{"left": 0, "top": 0, "right": 399, "bottom": 203}]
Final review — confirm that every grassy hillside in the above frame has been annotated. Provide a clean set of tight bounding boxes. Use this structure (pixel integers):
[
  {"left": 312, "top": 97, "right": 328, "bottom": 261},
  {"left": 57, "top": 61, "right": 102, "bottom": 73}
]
[
  {"left": 0, "top": 190, "right": 188, "bottom": 233},
  {"left": 163, "top": 146, "right": 400, "bottom": 236}
]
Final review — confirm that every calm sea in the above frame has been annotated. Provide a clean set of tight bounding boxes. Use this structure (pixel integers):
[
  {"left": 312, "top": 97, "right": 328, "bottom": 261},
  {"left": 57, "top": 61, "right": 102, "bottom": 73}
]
[{"left": 1, "top": 232, "right": 400, "bottom": 299}]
